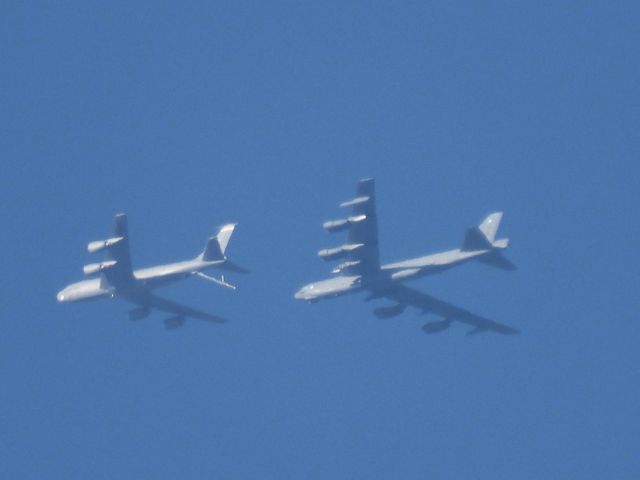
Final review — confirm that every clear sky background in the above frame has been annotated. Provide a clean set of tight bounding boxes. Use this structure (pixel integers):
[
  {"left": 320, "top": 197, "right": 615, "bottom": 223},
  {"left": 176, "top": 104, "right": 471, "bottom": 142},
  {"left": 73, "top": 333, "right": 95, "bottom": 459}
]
[{"left": 2, "top": 1, "right": 639, "bottom": 479}]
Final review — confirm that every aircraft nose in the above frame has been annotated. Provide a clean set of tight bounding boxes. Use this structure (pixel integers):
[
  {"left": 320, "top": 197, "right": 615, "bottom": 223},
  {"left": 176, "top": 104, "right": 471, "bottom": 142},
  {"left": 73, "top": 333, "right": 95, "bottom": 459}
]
[
  {"left": 295, "top": 284, "right": 317, "bottom": 300},
  {"left": 56, "top": 291, "right": 67, "bottom": 302},
  {"left": 294, "top": 285, "right": 311, "bottom": 300}
]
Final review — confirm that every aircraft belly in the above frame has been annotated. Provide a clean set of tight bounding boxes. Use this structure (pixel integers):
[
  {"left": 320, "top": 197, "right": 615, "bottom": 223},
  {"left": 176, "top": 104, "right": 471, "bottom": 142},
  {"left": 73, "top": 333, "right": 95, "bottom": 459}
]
[
  {"left": 134, "top": 262, "right": 197, "bottom": 287},
  {"left": 141, "top": 272, "right": 189, "bottom": 289}
]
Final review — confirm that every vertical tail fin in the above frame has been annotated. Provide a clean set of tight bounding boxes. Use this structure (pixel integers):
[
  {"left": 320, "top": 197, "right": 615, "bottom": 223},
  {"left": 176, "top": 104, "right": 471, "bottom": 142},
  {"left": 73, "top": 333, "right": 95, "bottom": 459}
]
[
  {"left": 478, "top": 212, "right": 502, "bottom": 244},
  {"left": 200, "top": 224, "right": 237, "bottom": 261},
  {"left": 462, "top": 212, "right": 516, "bottom": 271},
  {"left": 462, "top": 212, "right": 509, "bottom": 251}
]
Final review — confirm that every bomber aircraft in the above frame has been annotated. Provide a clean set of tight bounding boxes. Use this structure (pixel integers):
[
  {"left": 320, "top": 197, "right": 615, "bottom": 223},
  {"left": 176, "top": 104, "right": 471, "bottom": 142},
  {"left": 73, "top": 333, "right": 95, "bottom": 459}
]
[
  {"left": 57, "top": 214, "right": 247, "bottom": 329},
  {"left": 294, "top": 178, "right": 518, "bottom": 335}
]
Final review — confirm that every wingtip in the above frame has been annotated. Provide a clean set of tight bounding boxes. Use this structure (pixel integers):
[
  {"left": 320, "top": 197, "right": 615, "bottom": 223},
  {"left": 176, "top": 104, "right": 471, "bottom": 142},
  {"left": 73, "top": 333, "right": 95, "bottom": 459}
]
[{"left": 356, "top": 177, "right": 375, "bottom": 196}]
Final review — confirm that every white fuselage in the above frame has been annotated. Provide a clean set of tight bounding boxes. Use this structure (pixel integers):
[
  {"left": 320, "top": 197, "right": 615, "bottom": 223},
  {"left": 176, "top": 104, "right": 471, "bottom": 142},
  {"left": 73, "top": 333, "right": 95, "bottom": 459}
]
[
  {"left": 57, "top": 259, "right": 223, "bottom": 303},
  {"left": 294, "top": 248, "right": 490, "bottom": 302}
]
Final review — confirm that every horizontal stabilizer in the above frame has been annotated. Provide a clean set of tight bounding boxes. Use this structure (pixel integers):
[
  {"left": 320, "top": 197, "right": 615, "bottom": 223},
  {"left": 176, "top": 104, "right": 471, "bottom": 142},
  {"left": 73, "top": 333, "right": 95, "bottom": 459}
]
[{"left": 492, "top": 238, "right": 509, "bottom": 249}]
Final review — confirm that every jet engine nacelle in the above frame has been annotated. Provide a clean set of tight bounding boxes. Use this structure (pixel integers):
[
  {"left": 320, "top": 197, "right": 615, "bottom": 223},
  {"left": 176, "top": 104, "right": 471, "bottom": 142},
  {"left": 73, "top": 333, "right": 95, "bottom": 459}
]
[
  {"left": 422, "top": 319, "right": 452, "bottom": 334},
  {"left": 317, "top": 243, "right": 364, "bottom": 261},
  {"left": 87, "top": 236, "right": 124, "bottom": 253},
  {"left": 331, "top": 260, "right": 361, "bottom": 274},
  {"left": 322, "top": 215, "right": 367, "bottom": 233},
  {"left": 164, "top": 315, "right": 186, "bottom": 330},
  {"left": 373, "top": 304, "right": 406, "bottom": 319},
  {"left": 83, "top": 260, "right": 117, "bottom": 275},
  {"left": 390, "top": 268, "right": 420, "bottom": 281},
  {"left": 128, "top": 306, "right": 151, "bottom": 321},
  {"left": 340, "top": 196, "right": 370, "bottom": 208}
]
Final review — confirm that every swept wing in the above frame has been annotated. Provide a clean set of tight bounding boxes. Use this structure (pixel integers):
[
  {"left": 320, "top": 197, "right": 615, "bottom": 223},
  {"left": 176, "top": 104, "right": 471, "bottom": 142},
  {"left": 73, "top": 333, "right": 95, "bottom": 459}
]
[
  {"left": 379, "top": 284, "right": 518, "bottom": 335},
  {"left": 85, "top": 213, "right": 135, "bottom": 287},
  {"left": 321, "top": 178, "right": 380, "bottom": 276}
]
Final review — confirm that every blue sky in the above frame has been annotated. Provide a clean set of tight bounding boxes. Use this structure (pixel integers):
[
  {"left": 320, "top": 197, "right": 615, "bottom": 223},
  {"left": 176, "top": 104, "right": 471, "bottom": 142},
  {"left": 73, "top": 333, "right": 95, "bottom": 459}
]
[{"left": 2, "top": 1, "right": 639, "bottom": 478}]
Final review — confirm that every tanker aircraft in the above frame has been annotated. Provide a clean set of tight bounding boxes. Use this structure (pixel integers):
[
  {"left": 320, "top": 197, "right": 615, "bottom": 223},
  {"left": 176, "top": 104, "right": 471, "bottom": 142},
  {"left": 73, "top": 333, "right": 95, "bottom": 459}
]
[
  {"left": 57, "top": 214, "right": 247, "bottom": 329},
  {"left": 294, "top": 178, "right": 518, "bottom": 335}
]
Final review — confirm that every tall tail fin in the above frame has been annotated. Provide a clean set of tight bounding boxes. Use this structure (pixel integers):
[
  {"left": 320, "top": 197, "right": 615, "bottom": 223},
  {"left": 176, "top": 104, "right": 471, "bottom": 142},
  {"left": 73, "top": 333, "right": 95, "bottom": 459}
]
[
  {"left": 462, "top": 212, "right": 516, "bottom": 270},
  {"left": 479, "top": 212, "right": 502, "bottom": 244},
  {"left": 200, "top": 224, "right": 237, "bottom": 261},
  {"left": 462, "top": 212, "right": 509, "bottom": 251}
]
